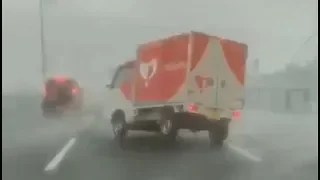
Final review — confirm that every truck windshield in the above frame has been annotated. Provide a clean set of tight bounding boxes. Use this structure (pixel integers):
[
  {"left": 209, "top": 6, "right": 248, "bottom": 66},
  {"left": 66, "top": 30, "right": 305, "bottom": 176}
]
[{"left": 111, "top": 67, "right": 133, "bottom": 88}]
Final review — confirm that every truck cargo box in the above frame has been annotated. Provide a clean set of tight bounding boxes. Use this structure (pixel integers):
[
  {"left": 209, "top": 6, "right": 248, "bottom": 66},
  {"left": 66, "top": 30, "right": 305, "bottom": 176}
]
[{"left": 133, "top": 31, "right": 247, "bottom": 110}]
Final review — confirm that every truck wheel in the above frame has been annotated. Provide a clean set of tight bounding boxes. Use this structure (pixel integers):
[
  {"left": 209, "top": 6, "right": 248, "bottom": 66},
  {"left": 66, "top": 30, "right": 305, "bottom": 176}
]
[
  {"left": 160, "top": 119, "right": 178, "bottom": 143},
  {"left": 208, "top": 122, "right": 229, "bottom": 148},
  {"left": 111, "top": 111, "right": 127, "bottom": 148},
  {"left": 160, "top": 108, "right": 178, "bottom": 143},
  {"left": 209, "top": 130, "right": 223, "bottom": 148}
]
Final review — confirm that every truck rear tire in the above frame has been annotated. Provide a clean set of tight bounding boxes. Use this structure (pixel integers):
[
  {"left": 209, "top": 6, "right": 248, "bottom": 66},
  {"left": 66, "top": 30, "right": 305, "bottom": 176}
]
[
  {"left": 209, "top": 129, "right": 223, "bottom": 148},
  {"left": 159, "top": 107, "right": 178, "bottom": 143},
  {"left": 208, "top": 119, "right": 230, "bottom": 148},
  {"left": 111, "top": 111, "right": 127, "bottom": 149},
  {"left": 160, "top": 118, "right": 178, "bottom": 143}
]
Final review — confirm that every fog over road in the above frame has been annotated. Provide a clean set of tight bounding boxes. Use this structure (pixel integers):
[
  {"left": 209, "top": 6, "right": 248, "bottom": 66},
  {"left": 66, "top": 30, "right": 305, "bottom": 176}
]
[{"left": 2, "top": 94, "right": 318, "bottom": 180}]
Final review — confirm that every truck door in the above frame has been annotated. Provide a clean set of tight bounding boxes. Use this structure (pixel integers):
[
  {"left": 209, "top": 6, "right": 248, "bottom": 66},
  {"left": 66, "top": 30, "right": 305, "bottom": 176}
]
[
  {"left": 103, "top": 64, "right": 135, "bottom": 122},
  {"left": 216, "top": 40, "right": 247, "bottom": 110},
  {"left": 186, "top": 32, "right": 219, "bottom": 108}
]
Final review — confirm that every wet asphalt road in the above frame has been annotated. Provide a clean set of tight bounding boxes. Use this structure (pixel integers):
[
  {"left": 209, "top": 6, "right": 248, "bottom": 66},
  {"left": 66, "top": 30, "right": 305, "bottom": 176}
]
[{"left": 2, "top": 94, "right": 318, "bottom": 180}]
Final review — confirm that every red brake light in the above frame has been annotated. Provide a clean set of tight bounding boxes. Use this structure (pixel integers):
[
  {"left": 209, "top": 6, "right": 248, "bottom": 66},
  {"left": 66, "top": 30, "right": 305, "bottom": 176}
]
[
  {"left": 54, "top": 76, "right": 66, "bottom": 83},
  {"left": 188, "top": 104, "right": 198, "bottom": 112},
  {"left": 232, "top": 110, "right": 241, "bottom": 120}
]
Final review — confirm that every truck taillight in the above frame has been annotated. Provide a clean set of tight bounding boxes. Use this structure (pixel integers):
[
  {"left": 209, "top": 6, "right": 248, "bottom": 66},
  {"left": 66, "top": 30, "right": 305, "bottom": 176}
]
[
  {"left": 232, "top": 110, "right": 241, "bottom": 120},
  {"left": 188, "top": 104, "right": 198, "bottom": 112}
]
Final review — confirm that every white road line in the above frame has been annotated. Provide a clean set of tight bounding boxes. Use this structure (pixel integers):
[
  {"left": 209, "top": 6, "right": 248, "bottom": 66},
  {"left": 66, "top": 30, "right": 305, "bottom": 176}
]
[
  {"left": 227, "top": 143, "right": 262, "bottom": 163},
  {"left": 44, "top": 138, "right": 76, "bottom": 172}
]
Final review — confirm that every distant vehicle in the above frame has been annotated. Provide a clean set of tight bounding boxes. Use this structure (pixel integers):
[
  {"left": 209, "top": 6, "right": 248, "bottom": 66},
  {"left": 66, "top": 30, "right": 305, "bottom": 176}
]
[
  {"left": 103, "top": 31, "right": 247, "bottom": 148},
  {"left": 41, "top": 76, "right": 83, "bottom": 117}
]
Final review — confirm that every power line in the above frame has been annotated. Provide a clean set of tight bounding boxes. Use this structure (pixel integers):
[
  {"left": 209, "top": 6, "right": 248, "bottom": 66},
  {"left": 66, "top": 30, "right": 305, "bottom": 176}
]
[{"left": 289, "top": 31, "right": 318, "bottom": 64}]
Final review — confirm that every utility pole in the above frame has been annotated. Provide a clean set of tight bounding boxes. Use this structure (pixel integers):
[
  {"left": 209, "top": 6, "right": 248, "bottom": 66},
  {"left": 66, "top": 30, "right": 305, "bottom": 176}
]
[
  {"left": 253, "top": 58, "right": 260, "bottom": 75},
  {"left": 38, "top": 0, "right": 48, "bottom": 82}
]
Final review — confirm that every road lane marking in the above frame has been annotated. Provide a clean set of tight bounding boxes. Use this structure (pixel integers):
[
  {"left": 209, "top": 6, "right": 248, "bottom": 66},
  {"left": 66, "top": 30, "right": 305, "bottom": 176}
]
[
  {"left": 44, "top": 138, "right": 76, "bottom": 172},
  {"left": 227, "top": 143, "right": 262, "bottom": 163}
]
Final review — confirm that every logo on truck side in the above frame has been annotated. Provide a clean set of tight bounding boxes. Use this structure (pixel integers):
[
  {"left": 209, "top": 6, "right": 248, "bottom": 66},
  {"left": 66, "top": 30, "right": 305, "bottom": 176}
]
[
  {"left": 195, "top": 75, "right": 214, "bottom": 93},
  {"left": 139, "top": 58, "right": 157, "bottom": 87}
]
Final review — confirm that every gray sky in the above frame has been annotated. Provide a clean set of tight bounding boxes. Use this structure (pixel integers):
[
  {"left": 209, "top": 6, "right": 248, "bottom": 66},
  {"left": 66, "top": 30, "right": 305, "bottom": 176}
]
[{"left": 2, "top": 0, "right": 318, "bottom": 93}]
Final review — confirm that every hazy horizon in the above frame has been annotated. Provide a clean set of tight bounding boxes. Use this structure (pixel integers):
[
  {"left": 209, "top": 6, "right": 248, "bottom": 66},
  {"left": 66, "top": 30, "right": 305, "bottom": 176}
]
[{"left": 2, "top": 0, "right": 318, "bottom": 93}]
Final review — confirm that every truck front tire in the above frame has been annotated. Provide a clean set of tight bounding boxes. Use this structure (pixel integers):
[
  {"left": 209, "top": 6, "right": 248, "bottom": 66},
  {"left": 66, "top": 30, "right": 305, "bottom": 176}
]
[{"left": 111, "top": 110, "right": 127, "bottom": 148}]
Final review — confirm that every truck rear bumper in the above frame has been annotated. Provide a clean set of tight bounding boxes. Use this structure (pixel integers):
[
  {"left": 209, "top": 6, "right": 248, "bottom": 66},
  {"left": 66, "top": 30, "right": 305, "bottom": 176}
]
[{"left": 173, "top": 112, "right": 230, "bottom": 131}]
